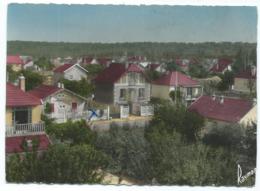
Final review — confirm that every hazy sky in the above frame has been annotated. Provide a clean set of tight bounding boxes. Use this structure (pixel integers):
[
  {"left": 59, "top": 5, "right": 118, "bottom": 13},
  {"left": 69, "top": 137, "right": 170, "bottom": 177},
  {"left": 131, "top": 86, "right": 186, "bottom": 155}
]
[{"left": 7, "top": 4, "right": 257, "bottom": 43}]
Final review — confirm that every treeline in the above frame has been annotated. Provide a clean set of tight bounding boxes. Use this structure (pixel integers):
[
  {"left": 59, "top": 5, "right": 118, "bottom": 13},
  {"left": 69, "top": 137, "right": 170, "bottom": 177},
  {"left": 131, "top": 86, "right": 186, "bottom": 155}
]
[{"left": 7, "top": 41, "right": 256, "bottom": 60}]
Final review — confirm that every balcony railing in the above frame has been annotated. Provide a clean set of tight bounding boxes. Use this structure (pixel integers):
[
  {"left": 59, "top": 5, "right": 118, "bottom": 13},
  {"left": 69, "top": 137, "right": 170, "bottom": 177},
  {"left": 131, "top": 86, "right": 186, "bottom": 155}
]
[{"left": 6, "top": 122, "right": 45, "bottom": 137}]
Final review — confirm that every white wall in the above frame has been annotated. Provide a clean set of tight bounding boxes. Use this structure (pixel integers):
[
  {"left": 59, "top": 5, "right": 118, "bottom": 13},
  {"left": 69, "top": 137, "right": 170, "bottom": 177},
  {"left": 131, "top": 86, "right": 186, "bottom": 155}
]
[{"left": 64, "top": 66, "right": 87, "bottom": 81}]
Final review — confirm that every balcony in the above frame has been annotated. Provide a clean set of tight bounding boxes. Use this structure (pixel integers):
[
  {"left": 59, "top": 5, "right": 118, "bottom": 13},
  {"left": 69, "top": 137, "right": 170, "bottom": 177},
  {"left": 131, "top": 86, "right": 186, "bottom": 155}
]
[{"left": 6, "top": 122, "right": 45, "bottom": 137}]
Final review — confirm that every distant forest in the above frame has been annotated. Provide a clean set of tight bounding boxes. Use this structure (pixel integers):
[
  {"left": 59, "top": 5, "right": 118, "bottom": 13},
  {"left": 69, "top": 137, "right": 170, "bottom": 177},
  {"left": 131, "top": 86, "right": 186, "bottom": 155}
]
[{"left": 7, "top": 41, "right": 256, "bottom": 60}]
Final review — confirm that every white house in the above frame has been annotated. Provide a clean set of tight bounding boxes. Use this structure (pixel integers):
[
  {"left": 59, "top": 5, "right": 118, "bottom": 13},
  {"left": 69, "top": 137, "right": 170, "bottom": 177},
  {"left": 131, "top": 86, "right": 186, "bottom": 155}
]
[
  {"left": 28, "top": 84, "right": 89, "bottom": 123},
  {"left": 53, "top": 63, "right": 88, "bottom": 83}
]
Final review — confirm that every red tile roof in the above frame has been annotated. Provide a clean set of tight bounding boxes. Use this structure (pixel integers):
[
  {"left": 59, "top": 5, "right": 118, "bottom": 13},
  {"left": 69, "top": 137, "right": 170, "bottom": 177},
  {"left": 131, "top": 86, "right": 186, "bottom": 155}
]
[
  {"left": 127, "top": 63, "right": 144, "bottom": 73},
  {"left": 28, "top": 85, "right": 61, "bottom": 99},
  {"left": 210, "top": 58, "right": 233, "bottom": 73},
  {"left": 235, "top": 69, "right": 256, "bottom": 79},
  {"left": 7, "top": 55, "right": 24, "bottom": 65},
  {"left": 152, "top": 71, "right": 199, "bottom": 87},
  {"left": 97, "top": 58, "right": 112, "bottom": 66},
  {"left": 53, "top": 63, "right": 74, "bottom": 73},
  {"left": 188, "top": 95, "right": 253, "bottom": 123},
  {"left": 6, "top": 134, "right": 50, "bottom": 154},
  {"left": 6, "top": 83, "right": 42, "bottom": 107},
  {"left": 94, "top": 63, "right": 144, "bottom": 84}
]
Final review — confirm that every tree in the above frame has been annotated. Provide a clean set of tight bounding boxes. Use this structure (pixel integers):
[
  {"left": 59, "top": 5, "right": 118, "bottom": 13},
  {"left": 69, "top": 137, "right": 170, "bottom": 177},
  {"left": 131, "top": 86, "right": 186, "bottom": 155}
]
[
  {"left": 146, "top": 130, "right": 239, "bottom": 186},
  {"left": 39, "top": 144, "right": 107, "bottom": 184},
  {"left": 7, "top": 144, "right": 108, "bottom": 184},
  {"left": 169, "top": 88, "right": 182, "bottom": 103},
  {"left": 188, "top": 63, "right": 208, "bottom": 78},
  {"left": 95, "top": 124, "right": 151, "bottom": 181},
  {"left": 61, "top": 78, "right": 94, "bottom": 98},
  {"left": 202, "top": 123, "right": 245, "bottom": 150},
  {"left": 46, "top": 120, "right": 97, "bottom": 146},
  {"left": 165, "top": 61, "right": 181, "bottom": 71},
  {"left": 84, "top": 64, "right": 104, "bottom": 79},
  {"left": 149, "top": 103, "right": 204, "bottom": 142},
  {"left": 217, "top": 71, "right": 234, "bottom": 91},
  {"left": 34, "top": 57, "right": 54, "bottom": 71}
]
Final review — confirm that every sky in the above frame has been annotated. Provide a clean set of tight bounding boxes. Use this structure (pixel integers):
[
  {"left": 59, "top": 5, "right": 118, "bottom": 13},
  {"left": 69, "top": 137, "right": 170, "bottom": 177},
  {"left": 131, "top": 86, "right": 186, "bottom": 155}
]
[{"left": 7, "top": 4, "right": 257, "bottom": 43}]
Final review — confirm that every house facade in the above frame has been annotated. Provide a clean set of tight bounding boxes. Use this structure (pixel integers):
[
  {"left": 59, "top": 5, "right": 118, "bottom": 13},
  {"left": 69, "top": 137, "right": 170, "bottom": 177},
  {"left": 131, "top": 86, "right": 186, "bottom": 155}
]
[
  {"left": 6, "top": 75, "right": 45, "bottom": 138},
  {"left": 53, "top": 63, "right": 88, "bottom": 83},
  {"left": 29, "top": 84, "right": 89, "bottom": 123},
  {"left": 94, "top": 63, "right": 151, "bottom": 113},
  {"left": 151, "top": 71, "right": 203, "bottom": 106},
  {"left": 233, "top": 68, "right": 256, "bottom": 93}
]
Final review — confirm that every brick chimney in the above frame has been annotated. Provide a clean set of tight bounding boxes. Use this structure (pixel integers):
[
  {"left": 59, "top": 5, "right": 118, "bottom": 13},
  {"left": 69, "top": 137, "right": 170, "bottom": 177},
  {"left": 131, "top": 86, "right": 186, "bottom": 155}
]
[
  {"left": 19, "top": 74, "right": 25, "bottom": 91},
  {"left": 220, "top": 95, "right": 224, "bottom": 104}
]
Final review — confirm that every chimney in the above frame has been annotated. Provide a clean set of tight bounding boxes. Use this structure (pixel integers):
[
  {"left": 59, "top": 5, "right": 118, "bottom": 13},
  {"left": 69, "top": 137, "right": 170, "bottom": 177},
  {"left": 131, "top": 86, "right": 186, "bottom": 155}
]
[
  {"left": 220, "top": 95, "right": 224, "bottom": 104},
  {"left": 125, "top": 62, "right": 129, "bottom": 69},
  {"left": 61, "top": 83, "right": 64, "bottom": 89},
  {"left": 19, "top": 74, "right": 25, "bottom": 91},
  {"left": 57, "top": 82, "right": 61, "bottom": 88},
  {"left": 212, "top": 94, "right": 216, "bottom": 101}
]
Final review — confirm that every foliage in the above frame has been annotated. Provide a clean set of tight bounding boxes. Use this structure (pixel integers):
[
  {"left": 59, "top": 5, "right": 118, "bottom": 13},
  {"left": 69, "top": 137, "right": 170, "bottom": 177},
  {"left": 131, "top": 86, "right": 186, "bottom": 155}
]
[
  {"left": 44, "top": 102, "right": 52, "bottom": 114},
  {"left": 149, "top": 103, "right": 204, "bottom": 142},
  {"left": 46, "top": 120, "right": 97, "bottom": 146},
  {"left": 34, "top": 56, "right": 54, "bottom": 70},
  {"left": 188, "top": 63, "right": 208, "bottom": 78},
  {"left": 61, "top": 78, "right": 94, "bottom": 98},
  {"left": 165, "top": 61, "right": 181, "bottom": 71},
  {"left": 144, "top": 70, "right": 161, "bottom": 82},
  {"left": 84, "top": 64, "right": 105, "bottom": 79},
  {"left": 217, "top": 71, "right": 234, "bottom": 91},
  {"left": 202, "top": 123, "right": 245, "bottom": 150},
  {"left": 95, "top": 124, "right": 151, "bottom": 181},
  {"left": 7, "top": 41, "right": 256, "bottom": 60},
  {"left": 6, "top": 144, "right": 107, "bottom": 184},
  {"left": 146, "top": 130, "right": 239, "bottom": 186},
  {"left": 169, "top": 88, "right": 182, "bottom": 103}
]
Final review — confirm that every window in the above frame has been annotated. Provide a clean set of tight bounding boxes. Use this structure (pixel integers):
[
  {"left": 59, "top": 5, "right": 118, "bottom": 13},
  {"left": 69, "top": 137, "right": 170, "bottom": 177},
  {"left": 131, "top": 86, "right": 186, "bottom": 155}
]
[
  {"left": 120, "top": 75, "right": 127, "bottom": 84},
  {"left": 120, "top": 89, "right": 126, "bottom": 100},
  {"left": 72, "top": 102, "right": 77, "bottom": 111},
  {"left": 128, "top": 73, "right": 136, "bottom": 85},
  {"left": 12, "top": 107, "right": 32, "bottom": 125},
  {"left": 187, "top": 87, "right": 192, "bottom": 96},
  {"left": 139, "top": 88, "right": 145, "bottom": 98},
  {"left": 138, "top": 74, "right": 145, "bottom": 84}
]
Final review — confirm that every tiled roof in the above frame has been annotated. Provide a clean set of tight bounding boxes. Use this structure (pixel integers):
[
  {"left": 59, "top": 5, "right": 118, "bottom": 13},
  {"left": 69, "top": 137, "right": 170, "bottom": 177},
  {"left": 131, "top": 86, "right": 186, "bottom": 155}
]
[
  {"left": 28, "top": 85, "right": 62, "bottom": 99},
  {"left": 235, "top": 69, "right": 256, "bottom": 79},
  {"left": 127, "top": 63, "right": 143, "bottom": 73},
  {"left": 6, "top": 83, "right": 42, "bottom": 107},
  {"left": 53, "top": 63, "right": 74, "bottom": 73},
  {"left": 188, "top": 95, "right": 253, "bottom": 123},
  {"left": 210, "top": 58, "right": 233, "bottom": 73},
  {"left": 94, "top": 63, "right": 144, "bottom": 84},
  {"left": 97, "top": 58, "right": 112, "bottom": 65},
  {"left": 152, "top": 71, "right": 199, "bottom": 87},
  {"left": 7, "top": 55, "right": 24, "bottom": 65},
  {"left": 6, "top": 134, "right": 50, "bottom": 154}
]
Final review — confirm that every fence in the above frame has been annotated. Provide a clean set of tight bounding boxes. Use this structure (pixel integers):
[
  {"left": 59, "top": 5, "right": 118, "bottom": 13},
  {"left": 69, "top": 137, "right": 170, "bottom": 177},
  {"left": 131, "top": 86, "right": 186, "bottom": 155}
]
[{"left": 6, "top": 122, "right": 45, "bottom": 137}]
